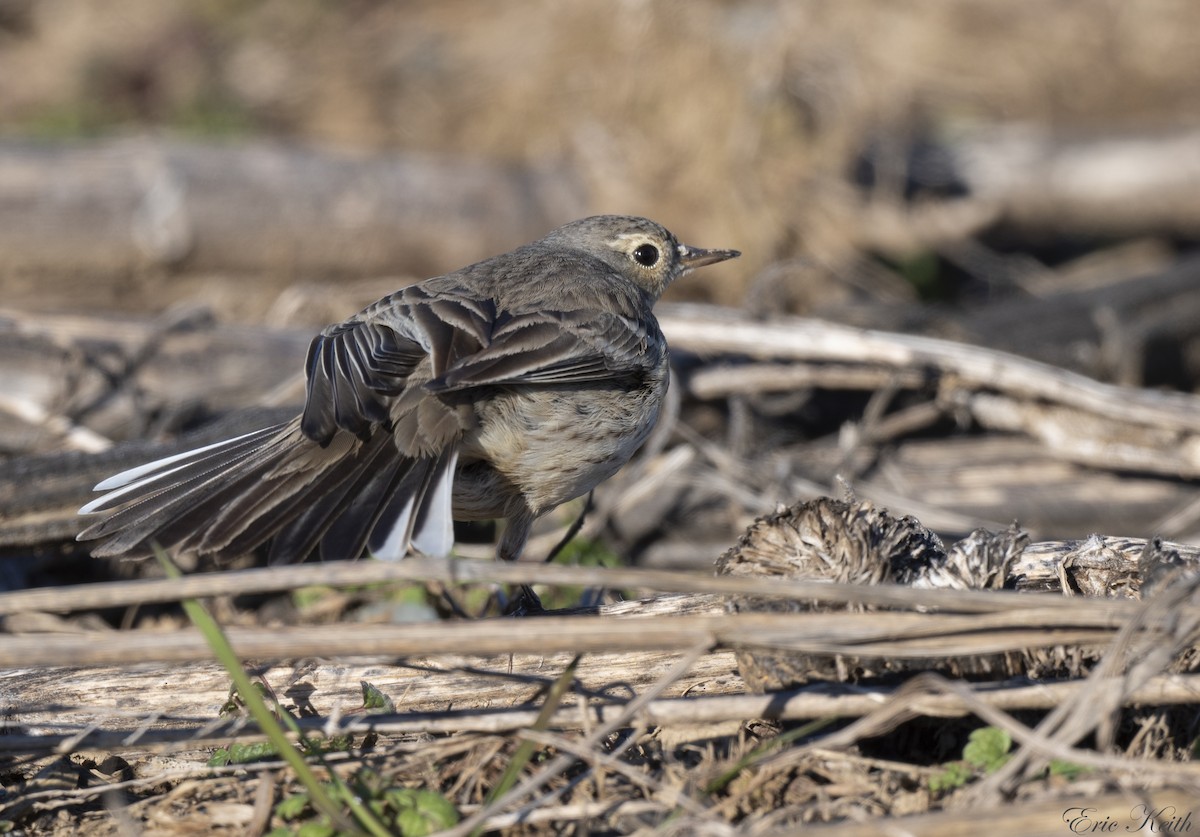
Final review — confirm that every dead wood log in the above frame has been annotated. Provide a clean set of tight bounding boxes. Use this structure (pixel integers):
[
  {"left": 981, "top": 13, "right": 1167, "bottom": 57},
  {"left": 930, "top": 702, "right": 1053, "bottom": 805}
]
[
  {"left": 959, "top": 126, "right": 1200, "bottom": 238},
  {"left": 856, "top": 126, "right": 1200, "bottom": 250},
  {"left": 0, "top": 138, "right": 585, "bottom": 278},
  {"left": 6, "top": 664, "right": 1200, "bottom": 758}
]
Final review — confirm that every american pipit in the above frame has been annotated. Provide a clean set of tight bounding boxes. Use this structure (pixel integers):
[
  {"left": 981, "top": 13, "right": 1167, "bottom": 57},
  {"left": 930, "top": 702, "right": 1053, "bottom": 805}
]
[{"left": 78, "top": 215, "right": 739, "bottom": 573}]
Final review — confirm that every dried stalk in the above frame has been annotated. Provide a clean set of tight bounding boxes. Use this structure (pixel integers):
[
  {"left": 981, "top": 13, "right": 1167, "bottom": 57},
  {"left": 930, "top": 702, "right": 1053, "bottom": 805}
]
[{"left": 5, "top": 543, "right": 1195, "bottom": 618}]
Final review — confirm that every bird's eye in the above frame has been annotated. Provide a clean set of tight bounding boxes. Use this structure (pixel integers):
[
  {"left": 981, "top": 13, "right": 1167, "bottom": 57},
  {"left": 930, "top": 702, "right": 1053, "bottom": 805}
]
[{"left": 632, "top": 243, "right": 660, "bottom": 267}]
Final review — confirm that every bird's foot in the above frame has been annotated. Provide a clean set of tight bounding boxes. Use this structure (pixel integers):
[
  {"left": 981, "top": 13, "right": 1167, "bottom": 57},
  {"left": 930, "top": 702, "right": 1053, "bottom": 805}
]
[{"left": 503, "top": 584, "right": 546, "bottom": 617}]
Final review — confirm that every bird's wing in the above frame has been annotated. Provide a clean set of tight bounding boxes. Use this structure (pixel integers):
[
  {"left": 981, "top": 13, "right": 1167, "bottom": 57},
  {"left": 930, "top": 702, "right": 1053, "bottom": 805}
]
[
  {"left": 299, "top": 288, "right": 504, "bottom": 444},
  {"left": 299, "top": 316, "right": 426, "bottom": 444},
  {"left": 424, "top": 307, "right": 661, "bottom": 393},
  {"left": 300, "top": 284, "right": 660, "bottom": 443}
]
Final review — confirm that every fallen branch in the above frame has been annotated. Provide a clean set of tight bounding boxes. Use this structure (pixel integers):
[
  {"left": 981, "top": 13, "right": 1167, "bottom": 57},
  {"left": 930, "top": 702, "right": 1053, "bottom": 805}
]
[
  {"left": 661, "top": 303, "right": 1200, "bottom": 477},
  {"left": 6, "top": 672, "right": 1200, "bottom": 755}
]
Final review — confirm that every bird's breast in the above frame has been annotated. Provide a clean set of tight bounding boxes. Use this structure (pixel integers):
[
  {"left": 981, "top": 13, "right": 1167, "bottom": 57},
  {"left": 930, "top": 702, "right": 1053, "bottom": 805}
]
[{"left": 460, "top": 365, "right": 668, "bottom": 515}]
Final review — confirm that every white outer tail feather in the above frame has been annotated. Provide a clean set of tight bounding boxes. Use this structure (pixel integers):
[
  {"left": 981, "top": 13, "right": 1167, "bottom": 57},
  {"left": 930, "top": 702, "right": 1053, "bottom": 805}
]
[
  {"left": 78, "top": 429, "right": 271, "bottom": 515},
  {"left": 408, "top": 448, "right": 458, "bottom": 559}
]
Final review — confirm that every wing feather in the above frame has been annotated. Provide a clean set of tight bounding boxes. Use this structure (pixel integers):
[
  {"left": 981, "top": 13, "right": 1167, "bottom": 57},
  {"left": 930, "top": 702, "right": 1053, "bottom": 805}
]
[
  {"left": 300, "top": 320, "right": 425, "bottom": 443},
  {"left": 426, "top": 310, "right": 659, "bottom": 393}
]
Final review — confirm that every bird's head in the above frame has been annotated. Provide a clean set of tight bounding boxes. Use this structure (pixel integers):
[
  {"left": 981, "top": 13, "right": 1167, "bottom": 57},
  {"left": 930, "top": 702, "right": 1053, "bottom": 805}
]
[{"left": 542, "top": 215, "right": 740, "bottom": 299}]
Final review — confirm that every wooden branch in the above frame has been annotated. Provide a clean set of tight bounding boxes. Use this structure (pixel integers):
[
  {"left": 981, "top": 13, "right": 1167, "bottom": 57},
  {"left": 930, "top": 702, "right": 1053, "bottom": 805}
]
[
  {"left": 662, "top": 304, "right": 1200, "bottom": 429},
  {"left": 660, "top": 303, "right": 1200, "bottom": 477},
  {"left": 687, "top": 362, "right": 927, "bottom": 399},
  {"left": 961, "top": 391, "right": 1193, "bottom": 476}
]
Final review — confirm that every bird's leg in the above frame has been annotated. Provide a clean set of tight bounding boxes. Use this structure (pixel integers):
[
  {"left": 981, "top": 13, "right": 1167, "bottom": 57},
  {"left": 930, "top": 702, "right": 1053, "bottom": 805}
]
[
  {"left": 498, "top": 510, "right": 543, "bottom": 615},
  {"left": 544, "top": 491, "right": 593, "bottom": 563}
]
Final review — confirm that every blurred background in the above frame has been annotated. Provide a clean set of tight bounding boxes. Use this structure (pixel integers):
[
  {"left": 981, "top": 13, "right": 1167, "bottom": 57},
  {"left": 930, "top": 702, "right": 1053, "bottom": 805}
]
[
  {"left": 0, "top": 0, "right": 1197, "bottom": 314},
  {"left": 4, "top": 0, "right": 1200, "bottom": 580}
]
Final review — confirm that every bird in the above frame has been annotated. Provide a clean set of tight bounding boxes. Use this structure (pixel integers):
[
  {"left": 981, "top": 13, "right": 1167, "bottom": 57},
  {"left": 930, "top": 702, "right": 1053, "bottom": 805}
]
[{"left": 77, "top": 215, "right": 740, "bottom": 578}]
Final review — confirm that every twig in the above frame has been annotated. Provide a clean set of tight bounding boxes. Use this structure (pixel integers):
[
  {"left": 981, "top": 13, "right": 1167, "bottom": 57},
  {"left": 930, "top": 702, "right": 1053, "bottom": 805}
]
[{"left": 7, "top": 552, "right": 1191, "bottom": 617}]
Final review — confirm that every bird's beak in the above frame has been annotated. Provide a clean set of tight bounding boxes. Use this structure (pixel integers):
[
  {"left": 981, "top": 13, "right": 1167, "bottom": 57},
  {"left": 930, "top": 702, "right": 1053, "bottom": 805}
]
[{"left": 678, "top": 244, "right": 741, "bottom": 271}]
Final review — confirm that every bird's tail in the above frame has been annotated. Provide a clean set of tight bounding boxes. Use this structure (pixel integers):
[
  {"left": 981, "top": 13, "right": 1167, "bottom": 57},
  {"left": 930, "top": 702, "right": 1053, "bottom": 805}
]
[{"left": 77, "top": 418, "right": 457, "bottom": 563}]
